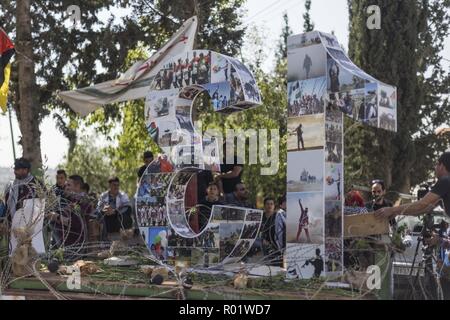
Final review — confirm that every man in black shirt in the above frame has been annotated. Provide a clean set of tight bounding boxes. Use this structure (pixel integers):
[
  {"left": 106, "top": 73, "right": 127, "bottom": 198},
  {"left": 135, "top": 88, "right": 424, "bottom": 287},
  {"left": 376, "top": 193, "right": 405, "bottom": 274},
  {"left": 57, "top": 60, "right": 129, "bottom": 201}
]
[
  {"left": 375, "top": 152, "right": 450, "bottom": 219},
  {"left": 216, "top": 153, "right": 243, "bottom": 195},
  {"left": 366, "top": 179, "right": 395, "bottom": 228},
  {"left": 376, "top": 152, "right": 450, "bottom": 298}
]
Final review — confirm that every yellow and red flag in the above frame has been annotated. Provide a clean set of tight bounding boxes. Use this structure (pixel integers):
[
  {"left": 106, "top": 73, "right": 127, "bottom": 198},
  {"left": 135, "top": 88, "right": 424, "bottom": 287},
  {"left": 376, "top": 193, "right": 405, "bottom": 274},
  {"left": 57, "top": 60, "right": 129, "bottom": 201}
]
[{"left": 0, "top": 28, "right": 15, "bottom": 112}]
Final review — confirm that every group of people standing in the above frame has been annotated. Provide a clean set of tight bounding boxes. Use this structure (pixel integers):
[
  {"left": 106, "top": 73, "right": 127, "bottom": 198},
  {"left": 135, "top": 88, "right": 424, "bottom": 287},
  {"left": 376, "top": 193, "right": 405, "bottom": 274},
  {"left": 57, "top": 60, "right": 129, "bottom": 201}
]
[
  {"left": 0, "top": 158, "right": 134, "bottom": 256},
  {"left": 154, "top": 51, "right": 211, "bottom": 90}
]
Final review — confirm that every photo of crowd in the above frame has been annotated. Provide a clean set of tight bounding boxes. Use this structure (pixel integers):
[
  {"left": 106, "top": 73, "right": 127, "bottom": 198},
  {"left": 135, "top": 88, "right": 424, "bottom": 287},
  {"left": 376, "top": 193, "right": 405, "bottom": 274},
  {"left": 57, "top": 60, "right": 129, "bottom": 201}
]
[
  {"left": 246, "top": 209, "right": 263, "bottom": 222},
  {"left": 151, "top": 50, "right": 212, "bottom": 90},
  {"left": 204, "top": 81, "right": 232, "bottom": 111},
  {"left": 325, "top": 95, "right": 344, "bottom": 123},
  {"left": 212, "top": 205, "right": 246, "bottom": 222},
  {"left": 137, "top": 203, "right": 168, "bottom": 227},
  {"left": 286, "top": 244, "right": 325, "bottom": 279},
  {"left": 288, "top": 77, "right": 326, "bottom": 117}
]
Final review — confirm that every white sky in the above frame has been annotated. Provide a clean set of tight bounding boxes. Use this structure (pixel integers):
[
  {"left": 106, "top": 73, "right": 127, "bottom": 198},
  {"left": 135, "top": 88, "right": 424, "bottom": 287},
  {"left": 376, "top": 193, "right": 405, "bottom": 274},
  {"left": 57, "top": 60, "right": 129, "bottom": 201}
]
[{"left": 0, "top": 0, "right": 448, "bottom": 168}]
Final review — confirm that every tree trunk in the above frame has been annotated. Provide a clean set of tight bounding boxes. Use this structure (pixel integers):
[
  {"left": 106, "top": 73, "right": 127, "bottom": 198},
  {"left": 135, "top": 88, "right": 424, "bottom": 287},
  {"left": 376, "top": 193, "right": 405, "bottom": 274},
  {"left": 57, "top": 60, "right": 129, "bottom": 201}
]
[{"left": 16, "top": 0, "right": 42, "bottom": 172}]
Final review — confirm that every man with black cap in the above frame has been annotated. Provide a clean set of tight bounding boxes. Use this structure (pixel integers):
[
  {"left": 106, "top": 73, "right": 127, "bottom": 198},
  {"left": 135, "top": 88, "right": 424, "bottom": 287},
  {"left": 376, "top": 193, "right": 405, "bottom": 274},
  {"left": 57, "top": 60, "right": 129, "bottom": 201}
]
[{"left": 3, "top": 158, "right": 42, "bottom": 221}]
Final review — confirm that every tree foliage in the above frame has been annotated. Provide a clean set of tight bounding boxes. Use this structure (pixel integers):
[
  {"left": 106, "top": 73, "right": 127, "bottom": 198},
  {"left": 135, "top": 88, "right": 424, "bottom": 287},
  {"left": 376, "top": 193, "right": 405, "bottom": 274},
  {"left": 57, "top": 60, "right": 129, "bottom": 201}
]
[
  {"left": 345, "top": 0, "right": 450, "bottom": 194},
  {"left": 64, "top": 138, "right": 112, "bottom": 195}
]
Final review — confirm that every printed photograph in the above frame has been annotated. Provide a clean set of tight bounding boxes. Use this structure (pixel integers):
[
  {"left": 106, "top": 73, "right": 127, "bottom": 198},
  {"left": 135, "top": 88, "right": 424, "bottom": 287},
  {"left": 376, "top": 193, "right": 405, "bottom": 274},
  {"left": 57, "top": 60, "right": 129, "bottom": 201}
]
[
  {"left": 325, "top": 162, "right": 343, "bottom": 201},
  {"left": 285, "top": 244, "right": 325, "bottom": 279},
  {"left": 325, "top": 201, "right": 342, "bottom": 238},
  {"left": 325, "top": 142, "right": 342, "bottom": 163},
  {"left": 288, "top": 44, "right": 327, "bottom": 82},
  {"left": 287, "top": 31, "right": 322, "bottom": 50},
  {"left": 327, "top": 55, "right": 365, "bottom": 93},
  {"left": 325, "top": 238, "right": 343, "bottom": 273},
  {"left": 287, "top": 150, "right": 324, "bottom": 193},
  {"left": 287, "top": 114, "right": 325, "bottom": 151},
  {"left": 288, "top": 77, "right": 326, "bottom": 117},
  {"left": 287, "top": 192, "right": 324, "bottom": 244}
]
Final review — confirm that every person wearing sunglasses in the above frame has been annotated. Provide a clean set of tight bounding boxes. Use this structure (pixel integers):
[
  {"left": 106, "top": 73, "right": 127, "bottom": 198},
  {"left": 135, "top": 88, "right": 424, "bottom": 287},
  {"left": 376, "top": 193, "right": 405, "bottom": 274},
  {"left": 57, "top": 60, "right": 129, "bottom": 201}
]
[{"left": 224, "top": 183, "right": 252, "bottom": 208}]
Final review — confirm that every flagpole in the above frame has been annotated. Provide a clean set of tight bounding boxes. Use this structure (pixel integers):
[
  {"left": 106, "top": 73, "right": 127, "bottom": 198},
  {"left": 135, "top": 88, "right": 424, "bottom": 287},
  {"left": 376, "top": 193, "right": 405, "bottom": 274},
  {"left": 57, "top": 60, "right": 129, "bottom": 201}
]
[{"left": 8, "top": 103, "right": 16, "bottom": 161}]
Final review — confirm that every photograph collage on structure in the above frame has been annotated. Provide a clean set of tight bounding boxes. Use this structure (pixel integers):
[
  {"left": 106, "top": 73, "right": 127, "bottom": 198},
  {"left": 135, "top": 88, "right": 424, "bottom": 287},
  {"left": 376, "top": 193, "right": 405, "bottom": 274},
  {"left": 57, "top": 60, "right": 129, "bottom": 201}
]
[
  {"left": 162, "top": 205, "right": 263, "bottom": 266},
  {"left": 151, "top": 50, "right": 212, "bottom": 91}
]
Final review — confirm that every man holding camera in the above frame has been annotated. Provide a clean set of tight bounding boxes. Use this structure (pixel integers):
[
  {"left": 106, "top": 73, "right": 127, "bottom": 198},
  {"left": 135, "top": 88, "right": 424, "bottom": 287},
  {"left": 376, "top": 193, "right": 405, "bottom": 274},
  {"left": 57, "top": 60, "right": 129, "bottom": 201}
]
[{"left": 375, "top": 152, "right": 450, "bottom": 299}]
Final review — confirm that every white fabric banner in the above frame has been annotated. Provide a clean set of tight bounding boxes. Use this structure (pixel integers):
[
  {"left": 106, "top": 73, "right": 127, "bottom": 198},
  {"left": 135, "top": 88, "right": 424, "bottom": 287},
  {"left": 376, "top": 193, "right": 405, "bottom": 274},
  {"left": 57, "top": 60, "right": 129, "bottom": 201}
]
[{"left": 58, "top": 16, "right": 198, "bottom": 116}]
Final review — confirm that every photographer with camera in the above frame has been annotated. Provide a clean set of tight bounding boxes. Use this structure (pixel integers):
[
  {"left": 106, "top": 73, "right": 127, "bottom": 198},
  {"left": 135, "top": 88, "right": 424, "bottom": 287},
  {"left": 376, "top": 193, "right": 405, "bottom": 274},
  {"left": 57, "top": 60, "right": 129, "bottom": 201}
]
[{"left": 375, "top": 152, "right": 450, "bottom": 299}]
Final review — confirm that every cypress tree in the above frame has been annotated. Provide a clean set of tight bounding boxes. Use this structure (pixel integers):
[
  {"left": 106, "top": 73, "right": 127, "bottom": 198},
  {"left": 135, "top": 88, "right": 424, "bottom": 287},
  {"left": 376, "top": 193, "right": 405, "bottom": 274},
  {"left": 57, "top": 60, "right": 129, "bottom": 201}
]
[{"left": 345, "top": 0, "right": 450, "bottom": 194}]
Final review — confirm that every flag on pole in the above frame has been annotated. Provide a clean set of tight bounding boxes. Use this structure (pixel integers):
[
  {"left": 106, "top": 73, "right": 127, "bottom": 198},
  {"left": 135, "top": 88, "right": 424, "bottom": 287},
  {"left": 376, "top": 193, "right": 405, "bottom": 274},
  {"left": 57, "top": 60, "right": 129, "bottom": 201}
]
[
  {"left": 59, "top": 16, "right": 198, "bottom": 117},
  {"left": 0, "top": 28, "right": 15, "bottom": 113}
]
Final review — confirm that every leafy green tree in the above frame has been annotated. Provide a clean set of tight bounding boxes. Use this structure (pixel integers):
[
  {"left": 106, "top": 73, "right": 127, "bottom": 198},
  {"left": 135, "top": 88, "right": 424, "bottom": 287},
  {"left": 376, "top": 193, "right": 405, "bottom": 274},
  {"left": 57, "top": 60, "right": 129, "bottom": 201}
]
[
  {"left": 64, "top": 138, "right": 112, "bottom": 195},
  {"left": 0, "top": 0, "right": 146, "bottom": 170}
]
